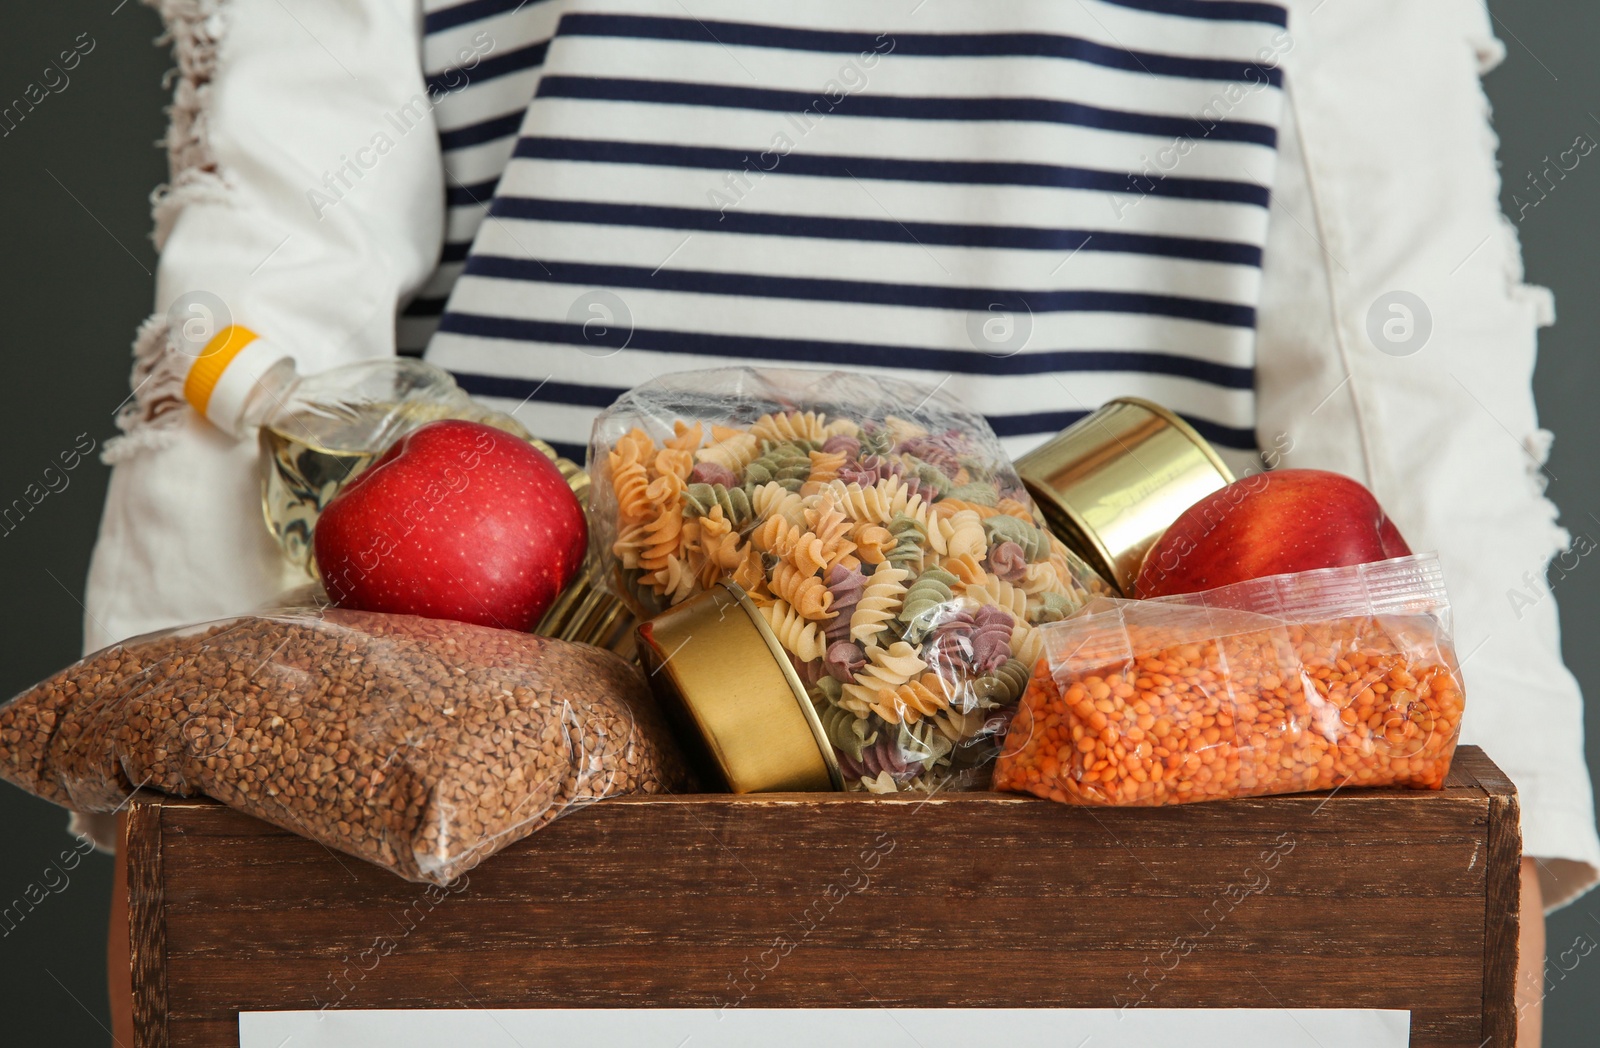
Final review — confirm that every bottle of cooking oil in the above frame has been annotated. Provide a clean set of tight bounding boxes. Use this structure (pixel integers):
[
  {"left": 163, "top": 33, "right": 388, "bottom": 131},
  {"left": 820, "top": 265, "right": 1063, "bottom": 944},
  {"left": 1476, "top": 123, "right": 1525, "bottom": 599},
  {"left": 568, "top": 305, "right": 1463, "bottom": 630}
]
[
  {"left": 253, "top": 360, "right": 531, "bottom": 575},
  {"left": 184, "top": 325, "right": 634, "bottom": 653}
]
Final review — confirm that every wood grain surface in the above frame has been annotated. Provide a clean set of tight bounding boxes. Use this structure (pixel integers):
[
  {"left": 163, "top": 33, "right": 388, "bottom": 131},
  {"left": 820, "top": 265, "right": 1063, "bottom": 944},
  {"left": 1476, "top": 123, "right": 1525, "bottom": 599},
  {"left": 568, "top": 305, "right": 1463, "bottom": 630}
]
[{"left": 129, "top": 745, "right": 1518, "bottom": 1048}]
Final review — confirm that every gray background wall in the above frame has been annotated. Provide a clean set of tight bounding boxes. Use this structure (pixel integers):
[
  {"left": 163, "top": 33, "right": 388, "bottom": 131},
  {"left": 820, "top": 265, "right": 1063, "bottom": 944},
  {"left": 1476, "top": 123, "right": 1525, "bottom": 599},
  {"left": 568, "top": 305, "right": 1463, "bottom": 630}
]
[{"left": 0, "top": 2, "right": 1595, "bottom": 1044}]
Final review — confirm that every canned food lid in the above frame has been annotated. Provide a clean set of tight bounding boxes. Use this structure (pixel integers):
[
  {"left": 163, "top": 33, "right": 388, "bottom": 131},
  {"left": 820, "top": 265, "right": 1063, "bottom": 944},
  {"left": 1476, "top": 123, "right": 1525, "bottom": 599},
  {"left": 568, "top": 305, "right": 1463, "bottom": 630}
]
[
  {"left": 728, "top": 582, "right": 843, "bottom": 789},
  {"left": 636, "top": 582, "right": 842, "bottom": 793},
  {"left": 1015, "top": 397, "right": 1234, "bottom": 595}
]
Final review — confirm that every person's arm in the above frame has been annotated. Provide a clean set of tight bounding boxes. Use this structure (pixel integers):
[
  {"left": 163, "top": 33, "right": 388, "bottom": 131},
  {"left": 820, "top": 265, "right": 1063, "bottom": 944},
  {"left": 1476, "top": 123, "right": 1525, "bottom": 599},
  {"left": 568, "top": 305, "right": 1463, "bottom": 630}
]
[
  {"left": 85, "top": 0, "right": 444, "bottom": 653},
  {"left": 1256, "top": 11, "right": 1591, "bottom": 1035},
  {"left": 1259, "top": 0, "right": 1599, "bottom": 901}
]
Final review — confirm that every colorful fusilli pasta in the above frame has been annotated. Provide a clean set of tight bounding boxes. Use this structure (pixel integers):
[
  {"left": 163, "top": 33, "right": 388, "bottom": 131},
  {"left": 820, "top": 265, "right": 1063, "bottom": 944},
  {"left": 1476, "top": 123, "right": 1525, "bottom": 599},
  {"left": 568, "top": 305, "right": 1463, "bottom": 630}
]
[
  {"left": 758, "top": 600, "right": 828, "bottom": 662},
  {"left": 593, "top": 379, "right": 1108, "bottom": 792},
  {"left": 850, "top": 565, "right": 909, "bottom": 644}
]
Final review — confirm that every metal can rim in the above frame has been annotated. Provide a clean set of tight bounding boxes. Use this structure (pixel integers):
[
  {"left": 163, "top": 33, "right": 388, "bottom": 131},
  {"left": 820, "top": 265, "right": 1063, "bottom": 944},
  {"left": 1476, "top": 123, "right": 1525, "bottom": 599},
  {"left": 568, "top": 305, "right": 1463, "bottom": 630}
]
[
  {"left": 636, "top": 582, "right": 843, "bottom": 793},
  {"left": 1015, "top": 397, "right": 1235, "bottom": 595},
  {"left": 722, "top": 582, "right": 846, "bottom": 791}
]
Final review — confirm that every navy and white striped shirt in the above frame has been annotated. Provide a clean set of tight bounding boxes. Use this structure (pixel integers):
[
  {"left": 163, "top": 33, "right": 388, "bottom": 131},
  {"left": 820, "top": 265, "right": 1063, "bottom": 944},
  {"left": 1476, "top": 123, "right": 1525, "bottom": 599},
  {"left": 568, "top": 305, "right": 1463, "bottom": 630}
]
[{"left": 409, "top": 0, "right": 1290, "bottom": 464}]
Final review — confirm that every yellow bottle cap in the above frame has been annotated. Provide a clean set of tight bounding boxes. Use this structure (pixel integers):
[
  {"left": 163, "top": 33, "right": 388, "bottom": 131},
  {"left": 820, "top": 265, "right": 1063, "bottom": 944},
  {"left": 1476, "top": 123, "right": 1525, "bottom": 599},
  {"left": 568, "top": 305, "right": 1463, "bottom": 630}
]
[{"left": 184, "top": 325, "right": 262, "bottom": 417}]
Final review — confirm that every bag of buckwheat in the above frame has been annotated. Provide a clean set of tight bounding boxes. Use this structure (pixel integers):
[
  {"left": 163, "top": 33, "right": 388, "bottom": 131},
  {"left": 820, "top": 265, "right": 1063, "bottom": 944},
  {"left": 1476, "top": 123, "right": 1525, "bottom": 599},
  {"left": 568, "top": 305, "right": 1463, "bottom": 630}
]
[
  {"left": 589, "top": 366, "right": 1112, "bottom": 792},
  {"left": 0, "top": 607, "right": 688, "bottom": 883}
]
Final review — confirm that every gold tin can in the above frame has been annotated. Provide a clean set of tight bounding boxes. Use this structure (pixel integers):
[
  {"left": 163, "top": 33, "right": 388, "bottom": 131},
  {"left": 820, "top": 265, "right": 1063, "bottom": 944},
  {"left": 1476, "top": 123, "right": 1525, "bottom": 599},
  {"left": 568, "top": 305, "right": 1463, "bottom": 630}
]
[
  {"left": 1015, "top": 397, "right": 1234, "bottom": 596},
  {"left": 529, "top": 439, "right": 637, "bottom": 658},
  {"left": 636, "top": 582, "right": 843, "bottom": 793}
]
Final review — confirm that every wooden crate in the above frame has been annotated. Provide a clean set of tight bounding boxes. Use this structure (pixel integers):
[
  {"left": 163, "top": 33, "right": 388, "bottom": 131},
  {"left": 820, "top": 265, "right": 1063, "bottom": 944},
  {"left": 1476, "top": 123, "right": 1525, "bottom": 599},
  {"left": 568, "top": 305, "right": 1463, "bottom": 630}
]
[{"left": 128, "top": 745, "right": 1519, "bottom": 1047}]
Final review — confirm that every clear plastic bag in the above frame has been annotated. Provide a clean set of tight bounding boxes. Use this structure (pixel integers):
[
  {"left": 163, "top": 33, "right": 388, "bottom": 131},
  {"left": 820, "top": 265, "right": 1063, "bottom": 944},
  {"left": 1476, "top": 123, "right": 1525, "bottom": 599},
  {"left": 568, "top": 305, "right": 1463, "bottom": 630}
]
[
  {"left": 588, "top": 366, "right": 1112, "bottom": 792},
  {"left": 994, "top": 554, "right": 1466, "bottom": 805},
  {"left": 0, "top": 607, "right": 688, "bottom": 883}
]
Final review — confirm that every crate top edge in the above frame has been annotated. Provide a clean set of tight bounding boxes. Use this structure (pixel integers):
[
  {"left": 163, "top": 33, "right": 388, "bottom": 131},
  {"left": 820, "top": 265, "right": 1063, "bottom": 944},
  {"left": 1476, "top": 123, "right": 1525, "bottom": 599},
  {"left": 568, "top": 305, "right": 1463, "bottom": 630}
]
[{"left": 129, "top": 746, "right": 1503, "bottom": 813}]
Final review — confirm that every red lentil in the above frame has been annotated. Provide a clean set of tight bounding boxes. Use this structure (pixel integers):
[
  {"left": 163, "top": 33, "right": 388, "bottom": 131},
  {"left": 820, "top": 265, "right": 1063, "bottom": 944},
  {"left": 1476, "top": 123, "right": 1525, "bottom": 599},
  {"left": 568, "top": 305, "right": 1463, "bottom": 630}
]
[{"left": 994, "top": 615, "right": 1465, "bottom": 805}]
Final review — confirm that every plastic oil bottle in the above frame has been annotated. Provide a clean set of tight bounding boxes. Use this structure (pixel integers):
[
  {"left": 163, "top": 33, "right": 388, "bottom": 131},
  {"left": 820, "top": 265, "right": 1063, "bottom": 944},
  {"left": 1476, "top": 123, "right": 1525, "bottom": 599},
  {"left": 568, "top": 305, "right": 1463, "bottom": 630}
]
[{"left": 183, "top": 325, "right": 633, "bottom": 654}]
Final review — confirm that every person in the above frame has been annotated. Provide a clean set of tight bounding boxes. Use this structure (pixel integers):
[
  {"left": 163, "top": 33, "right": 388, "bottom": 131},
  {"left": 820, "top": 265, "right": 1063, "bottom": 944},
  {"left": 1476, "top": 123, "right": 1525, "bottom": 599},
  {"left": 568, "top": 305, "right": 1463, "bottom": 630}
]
[{"left": 86, "top": 1, "right": 1594, "bottom": 1044}]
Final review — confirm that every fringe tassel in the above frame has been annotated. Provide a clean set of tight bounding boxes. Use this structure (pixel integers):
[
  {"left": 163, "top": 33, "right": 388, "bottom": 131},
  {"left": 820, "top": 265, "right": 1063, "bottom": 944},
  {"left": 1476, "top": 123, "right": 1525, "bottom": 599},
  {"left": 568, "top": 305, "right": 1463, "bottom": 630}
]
[
  {"left": 145, "top": 0, "right": 231, "bottom": 250},
  {"left": 111, "top": 1, "right": 233, "bottom": 460},
  {"left": 103, "top": 313, "right": 192, "bottom": 464}
]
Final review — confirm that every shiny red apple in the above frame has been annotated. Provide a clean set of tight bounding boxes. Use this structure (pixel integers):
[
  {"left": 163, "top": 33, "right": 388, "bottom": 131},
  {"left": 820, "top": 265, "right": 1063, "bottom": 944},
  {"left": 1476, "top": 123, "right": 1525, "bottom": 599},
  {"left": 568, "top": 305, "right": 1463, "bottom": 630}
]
[
  {"left": 315, "top": 419, "right": 586, "bottom": 630},
  {"left": 1134, "top": 468, "right": 1411, "bottom": 598}
]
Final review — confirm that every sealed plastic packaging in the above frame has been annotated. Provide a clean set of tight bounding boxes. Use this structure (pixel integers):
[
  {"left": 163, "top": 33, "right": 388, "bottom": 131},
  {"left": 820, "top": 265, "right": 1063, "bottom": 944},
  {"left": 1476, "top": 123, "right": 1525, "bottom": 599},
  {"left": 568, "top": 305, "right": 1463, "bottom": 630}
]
[
  {"left": 994, "top": 554, "right": 1466, "bottom": 805},
  {"left": 589, "top": 367, "right": 1111, "bottom": 792},
  {"left": 0, "top": 607, "right": 688, "bottom": 883}
]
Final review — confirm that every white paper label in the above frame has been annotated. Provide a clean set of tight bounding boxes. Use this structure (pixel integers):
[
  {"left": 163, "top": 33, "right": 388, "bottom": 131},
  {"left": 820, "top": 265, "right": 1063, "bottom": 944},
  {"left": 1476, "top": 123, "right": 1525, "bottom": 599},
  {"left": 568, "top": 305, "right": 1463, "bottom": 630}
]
[{"left": 240, "top": 1007, "right": 1410, "bottom": 1047}]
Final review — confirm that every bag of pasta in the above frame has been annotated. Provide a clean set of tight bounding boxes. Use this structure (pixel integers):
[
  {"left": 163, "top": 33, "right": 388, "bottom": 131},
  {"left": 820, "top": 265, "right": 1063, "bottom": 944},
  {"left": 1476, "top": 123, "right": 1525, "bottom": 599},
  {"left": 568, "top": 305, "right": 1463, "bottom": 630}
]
[
  {"left": 589, "top": 366, "right": 1111, "bottom": 792},
  {"left": 994, "top": 554, "right": 1466, "bottom": 806}
]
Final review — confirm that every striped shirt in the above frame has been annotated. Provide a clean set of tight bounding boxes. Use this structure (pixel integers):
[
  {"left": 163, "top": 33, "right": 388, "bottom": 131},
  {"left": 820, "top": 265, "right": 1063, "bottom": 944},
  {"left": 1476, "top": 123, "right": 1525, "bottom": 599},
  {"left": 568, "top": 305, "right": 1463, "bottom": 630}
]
[{"left": 410, "top": 0, "right": 1290, "bottom": 464}]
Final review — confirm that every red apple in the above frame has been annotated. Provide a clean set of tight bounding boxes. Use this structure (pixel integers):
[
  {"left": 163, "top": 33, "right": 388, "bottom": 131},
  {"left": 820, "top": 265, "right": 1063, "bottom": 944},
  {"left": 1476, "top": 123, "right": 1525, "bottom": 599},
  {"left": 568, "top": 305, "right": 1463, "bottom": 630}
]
[
  {"left": 315, "top": 419, "right": 586, "bottom": 631},
  {"left": 1134, "top": 468, "right": 1411, "bottom": 598}
]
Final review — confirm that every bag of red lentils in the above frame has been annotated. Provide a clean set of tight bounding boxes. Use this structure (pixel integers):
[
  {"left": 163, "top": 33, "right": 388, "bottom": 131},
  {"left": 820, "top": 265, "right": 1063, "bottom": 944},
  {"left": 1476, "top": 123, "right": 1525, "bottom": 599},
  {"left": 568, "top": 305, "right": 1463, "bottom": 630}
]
[{"left": 993, "top": 554, "right": 1466, "bottom": 806}]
